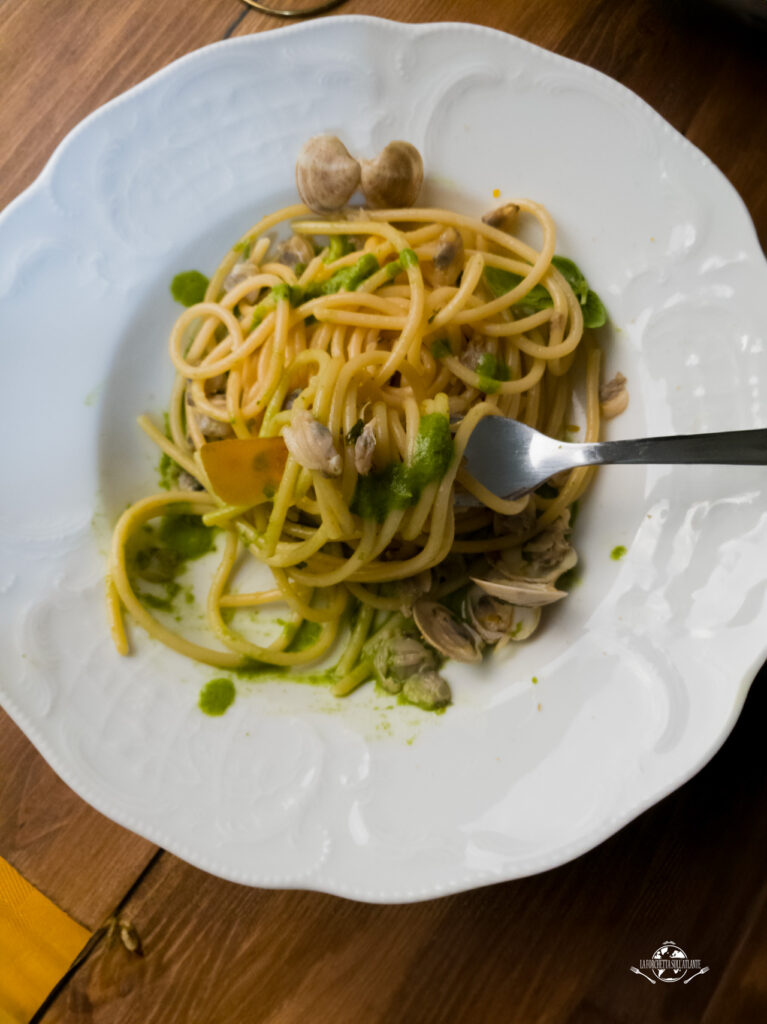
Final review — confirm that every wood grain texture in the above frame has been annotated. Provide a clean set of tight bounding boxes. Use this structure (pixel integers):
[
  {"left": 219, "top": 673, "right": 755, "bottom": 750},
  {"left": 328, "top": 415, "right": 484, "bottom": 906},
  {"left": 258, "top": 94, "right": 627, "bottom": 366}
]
[
  {"left": 1, "top": 0, "right": 766, "bottom": 1020},
  {"left": 0, "top": 0, "right": 241, "bottom": 210},
  {"left": 0, "top": 717, "right": 156, "bottom": 930},
  {"left": 43, "top": 677, "right": 767, "bottom": 1022}
]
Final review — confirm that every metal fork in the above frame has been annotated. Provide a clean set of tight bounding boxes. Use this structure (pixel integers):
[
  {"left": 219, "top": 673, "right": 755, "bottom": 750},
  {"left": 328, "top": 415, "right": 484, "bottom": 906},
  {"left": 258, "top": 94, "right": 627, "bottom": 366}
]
[{"left": 462, "top": 418, "right": 767, "bottom": 503}]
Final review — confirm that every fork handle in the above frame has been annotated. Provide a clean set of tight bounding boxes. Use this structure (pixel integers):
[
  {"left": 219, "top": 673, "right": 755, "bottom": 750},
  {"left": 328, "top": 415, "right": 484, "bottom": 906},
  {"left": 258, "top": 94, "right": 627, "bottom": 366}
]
[{"left": 577, "top": 429, "right": 767, "bottom": 466}]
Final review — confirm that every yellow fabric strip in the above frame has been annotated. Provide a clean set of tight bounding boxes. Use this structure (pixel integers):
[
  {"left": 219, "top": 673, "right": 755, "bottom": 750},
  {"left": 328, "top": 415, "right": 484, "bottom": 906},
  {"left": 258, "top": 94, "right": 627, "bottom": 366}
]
[{"left": 0, "top": 857, "right": 91, "bottom": 1023}]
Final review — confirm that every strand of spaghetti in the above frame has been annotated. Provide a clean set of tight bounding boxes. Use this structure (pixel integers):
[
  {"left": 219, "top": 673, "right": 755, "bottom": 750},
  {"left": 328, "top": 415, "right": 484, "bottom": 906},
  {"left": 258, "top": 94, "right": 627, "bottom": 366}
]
[
  {"left": 202, "top": 504, "right": 253, "bottom": 528},
  {"left": 314, "top": 474, "right": 356, "bottom": 539},
  {"left": 268, "top": 567, "right": 326, "bottom": 623},
  {"left": 288, "top": 517, "right": 380, "bottom": 587},
  {"left": 292, "top": 218, "right": 425, "bottom": 384},
  {"left": 309, "top": 291, "right": 409, "bottom": 316},
  {"left": 207, "top": 203, "right": 308, "bottom": 299},
  {"left": 244, "top": 297, "right": 290, "bottom": 418},
  {"left": 205, "top": 530, "right": 345, "bottom": 664},
  {"left": 442, "top": 354, "right": 546, "bottom": 396},
  {"left": 169, "top": 303, "right": 243, "bottom": 377},
  {"left": 367, "top": 202, "right": 551, "bottom": 267},
  {"left": 336, "top": 602, "right": 375, "bottom": 676},
  {"left": 262, "top": 456, "right": 302, "bottom": 558},
  {"left": 400, "top": 480, "right": 439, "bottom": 541},
  {"left": 266, "top": 524, "right": 331, "bottom": 568},
  {"left": 346, "top": 583, "right": 406, "bottom": 611},
  {"left": 538, "top": 341, "right": 602, "bottom": 526},
  {"left": 169, "top": 373, "right": 191, "bottom": 454},
  {"left": 106, "top": 575, "right": 128, "bottom": 655},
  {"left": 219, "top": 589, "right": 284, "bottom": 608},
  {"left": 328, "top": 349, "right": 388, "bottom": 435},
  {"left": 261, "top": 348, "right": 331, "bottom": 436},
  {"left": 428, "top": 252, "right": 485, "bottom": 330},
  {"left": 312, "top": 310, "right": 408, "bottom": 330},
  {"left": 178, "top": 308, "right": 278, "bottom": 381},
  {"left": 109, "top": 493, "right": 244, "bottom": 668},
  {"left": 451, "top": 532, "right": 535, "bottom": 553},
  {"left": 455, "top": 468, "right": 531, "bottom": 515},
  {"left": 333, "top": 661, "right": 373, "bottom": 698},
  {"left": 137, "top": 414, "right": 204, "bottom": 484}
]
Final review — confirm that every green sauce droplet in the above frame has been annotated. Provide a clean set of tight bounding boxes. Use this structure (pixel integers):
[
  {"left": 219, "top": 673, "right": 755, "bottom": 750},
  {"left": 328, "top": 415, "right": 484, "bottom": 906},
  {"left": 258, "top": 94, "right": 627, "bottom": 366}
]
[
  {"left": 199, "top": 678, "right": 235, "bottom": 716},
  {"left": 170, "top": 270, "right": 209, "bottom": 307},
  {"left": 610, "top": 545, "right": 627, "bottom": 561}
]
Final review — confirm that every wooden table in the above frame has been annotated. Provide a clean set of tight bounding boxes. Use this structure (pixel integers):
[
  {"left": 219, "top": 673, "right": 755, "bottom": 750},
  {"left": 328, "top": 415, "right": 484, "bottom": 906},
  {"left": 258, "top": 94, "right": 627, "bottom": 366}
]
[{"left": 2, "top": 2, "right": 766, "bottom": 1020}]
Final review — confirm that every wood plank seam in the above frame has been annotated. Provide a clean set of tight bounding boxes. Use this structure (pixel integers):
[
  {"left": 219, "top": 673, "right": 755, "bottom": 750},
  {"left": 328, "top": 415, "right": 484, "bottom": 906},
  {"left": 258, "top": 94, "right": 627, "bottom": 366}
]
[{"left": 28, "top": 849, "right": 166, "bottom": 1023}]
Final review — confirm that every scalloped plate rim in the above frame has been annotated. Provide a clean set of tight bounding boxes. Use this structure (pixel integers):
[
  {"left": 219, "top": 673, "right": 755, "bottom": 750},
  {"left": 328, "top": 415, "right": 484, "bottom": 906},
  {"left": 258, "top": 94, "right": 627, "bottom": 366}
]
[{"left": 1, "top": 16, "right": 766, "bottom": 902}]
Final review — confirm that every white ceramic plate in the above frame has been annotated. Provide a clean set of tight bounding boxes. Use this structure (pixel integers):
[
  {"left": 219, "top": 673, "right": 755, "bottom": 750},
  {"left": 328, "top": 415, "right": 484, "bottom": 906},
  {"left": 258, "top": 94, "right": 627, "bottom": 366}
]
[{"left": 2, "top": 17, "right": 766, "bottom": 902}]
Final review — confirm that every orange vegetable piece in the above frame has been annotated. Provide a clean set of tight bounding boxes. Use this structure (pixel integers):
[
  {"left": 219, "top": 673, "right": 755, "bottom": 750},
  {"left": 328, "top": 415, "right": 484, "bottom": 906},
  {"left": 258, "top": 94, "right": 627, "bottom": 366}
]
[{"left": 200, "top": 437, "right": 288, "bottom": 506}]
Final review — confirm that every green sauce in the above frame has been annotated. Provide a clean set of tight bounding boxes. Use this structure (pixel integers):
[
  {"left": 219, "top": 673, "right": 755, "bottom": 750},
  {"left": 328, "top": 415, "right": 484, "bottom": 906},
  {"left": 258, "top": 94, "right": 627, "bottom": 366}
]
[
  {"left": 325, "top": 234, "right": 353, "bottom": 263},
  {"left": 139, "top": 581, "right": 180, "bottom": 612},
  {"left": 157, "top": 452, "right": 180, "bottom": 490},
  {"left": 158, "top": 515, "right": 215, "bottom": 560},
  {"left": 408, "top": 413, "right": 454, "bottom": 492},
  {"left": 129, "top": 514, "right": 215, "bottom": 616},
  {"left": 475, "top": 353, "right": 511, "bottom": 395},
  {"left": 322, "top": 252, "right": 379, "bottom": 294},
  {"left": 233, "top": 661, "right": 337, "bottom": 687},
  {"left": 483, "top": 256, "right": 607, "bottom": 326},
  {"left": 199, "top": 677, "right": 235, "bottom": 716},
  {"left": 170, "top": 270, "right": 209, "bottom": 307},
  {"left": 399, "top": 248, "right": 418, "bottom": 268},
  {"left": 430, "top": 338, "right": 452, "bottom": 360},
  {"left": 351, "top": 413, "right": 454, "bottom": 522},
  {"left": 286, "top": 620, "right": 322, "bottom": 652},
  {"left": 610, "top": 545, "right": 627, "bottom": 561}
]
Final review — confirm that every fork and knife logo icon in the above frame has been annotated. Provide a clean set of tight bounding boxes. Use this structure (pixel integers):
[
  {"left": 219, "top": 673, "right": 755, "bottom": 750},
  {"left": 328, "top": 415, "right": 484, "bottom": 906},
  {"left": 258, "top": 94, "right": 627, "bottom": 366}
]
[{"left": 629, "top": 941, "right": 708, "bottom": 985}]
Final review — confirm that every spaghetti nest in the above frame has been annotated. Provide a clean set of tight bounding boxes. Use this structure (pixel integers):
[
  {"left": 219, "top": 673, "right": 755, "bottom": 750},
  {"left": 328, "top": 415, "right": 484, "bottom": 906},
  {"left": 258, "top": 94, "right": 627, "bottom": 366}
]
[{"left": 108, "top": 200, "right": 605, "bottom": 706}]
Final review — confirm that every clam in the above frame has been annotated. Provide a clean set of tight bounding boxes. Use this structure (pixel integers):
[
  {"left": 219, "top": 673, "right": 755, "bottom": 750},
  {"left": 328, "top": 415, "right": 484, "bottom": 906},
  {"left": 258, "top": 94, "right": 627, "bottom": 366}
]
[
  {"left": 402, "top": 671, "right": 452, "bottom": 710},
  {"left": 429, "top": 227, "right": 464, "bottom": 288},
  {"left": 466, "top": 585, "right": 543, "bottom": 644},
  {"left": 273, "top": 234, "right": 315, "bottom": 270},
  {"left": 465, "top": 586, "right": 515, "bottom": 643},
  {"left": 521, "top": 512, "right": 576, "bottom": 581},
  {"left": 295, "top": 134, "right": 361, "bottom": 214},
  {"left": 472, "top": 514, "right": 577, "bottom": 606},
  {"left": 283, "top": 410, "right": 342, "bottom": 476},
  {"left": 599, "top": 372, "right": 629, "bottom": 420},
  {"left": 383, "top": 569, "right": 432, "bottom": 616},
  {"left": 359, "top": 140, "right": 423, "bottom": 209},
  {"left": 370, "top": 630, "right": 438, "bottom": 694},
  {"left": 178, "top": 469, "right": 204, "bottom": 492},
  {"left": 482, "top": 202, "right": 520, "bottom": 232},
  {"left": 469, "top": 574, "right": 567, "bottom": 608},
  {"left": 412, "top": 599, "right": 482, "bottom": 663},
  {"left": 509, "top": 606, "right": 541, "bottom": 641},
  {"left": 193, "top": 398, "right": 233, "bottom": 441},
  {"left": 222, "top": 260, "right": 262, "bottom": 304},
  {"left": 354, "top": 421, "right": 377, "bottom": 476}
]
